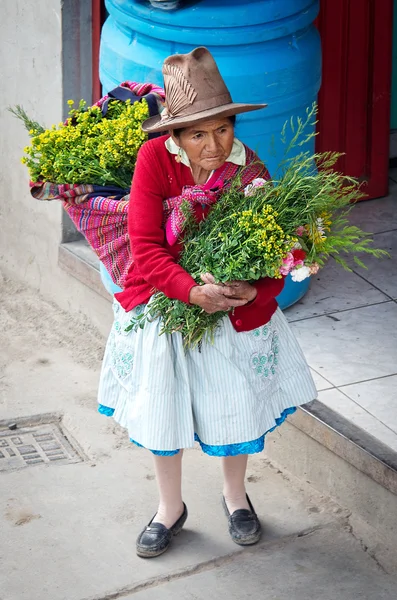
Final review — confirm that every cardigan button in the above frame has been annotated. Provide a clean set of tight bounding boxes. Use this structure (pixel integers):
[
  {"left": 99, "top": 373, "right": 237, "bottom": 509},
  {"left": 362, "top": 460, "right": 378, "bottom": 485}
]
[{"left": 235, "top": 319, "right": 242, "bottom": 326}]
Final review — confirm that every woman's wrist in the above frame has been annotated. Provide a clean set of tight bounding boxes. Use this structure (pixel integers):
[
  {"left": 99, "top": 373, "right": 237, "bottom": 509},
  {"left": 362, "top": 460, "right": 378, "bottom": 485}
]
[{"left": 189, "top": 285, "right": 202, "bottom": 305}]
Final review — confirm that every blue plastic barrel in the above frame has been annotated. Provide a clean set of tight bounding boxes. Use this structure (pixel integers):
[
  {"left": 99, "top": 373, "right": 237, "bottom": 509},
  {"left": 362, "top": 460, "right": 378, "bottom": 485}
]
[
  {"left": 99, "top": 0, "right": 322, "bottom": 306},
  {"left": 101, "top": 0, "right": 321, "bottom": 175},
  {"left": 100, "top": 262, "right": 122, "bottom": 296}
]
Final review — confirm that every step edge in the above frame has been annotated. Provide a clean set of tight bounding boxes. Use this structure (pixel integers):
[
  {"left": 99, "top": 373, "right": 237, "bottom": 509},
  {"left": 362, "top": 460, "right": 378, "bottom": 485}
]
[{"left": 290, "top": 400, "right": 397, "bottom": 496}]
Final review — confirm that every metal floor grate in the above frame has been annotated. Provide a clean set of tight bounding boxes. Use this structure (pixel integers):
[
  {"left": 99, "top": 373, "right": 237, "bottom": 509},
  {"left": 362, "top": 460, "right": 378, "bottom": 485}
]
[{"left": 0, "top": 422, "right": 83, "bottom": 471}]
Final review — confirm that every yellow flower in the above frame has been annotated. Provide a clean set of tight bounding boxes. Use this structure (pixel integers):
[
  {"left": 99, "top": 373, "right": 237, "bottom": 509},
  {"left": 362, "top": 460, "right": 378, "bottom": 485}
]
[{"left": 20, "top": 98, "right": 149, "bottom": 186}]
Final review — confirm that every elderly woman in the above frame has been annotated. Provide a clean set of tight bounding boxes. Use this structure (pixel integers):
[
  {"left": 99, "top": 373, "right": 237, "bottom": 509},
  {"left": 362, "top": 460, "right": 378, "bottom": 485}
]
[{"left": 98, "top": 47, "right": 316, "bottom": 558}]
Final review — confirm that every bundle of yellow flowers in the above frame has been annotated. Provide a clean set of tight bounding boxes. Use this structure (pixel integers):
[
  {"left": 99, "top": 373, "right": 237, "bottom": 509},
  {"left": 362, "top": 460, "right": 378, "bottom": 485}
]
[
  {"left": 10, "top": 82, "right": 167, "bottom": 288},
  {"left": 12, "top": 96, "right": 149, "bottom": 189}
]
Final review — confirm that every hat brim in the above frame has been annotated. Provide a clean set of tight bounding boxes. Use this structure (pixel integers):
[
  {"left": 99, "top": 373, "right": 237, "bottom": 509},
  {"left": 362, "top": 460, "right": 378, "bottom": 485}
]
[{"left": 141, "top": 102, "right": 267, "bottom": 133}]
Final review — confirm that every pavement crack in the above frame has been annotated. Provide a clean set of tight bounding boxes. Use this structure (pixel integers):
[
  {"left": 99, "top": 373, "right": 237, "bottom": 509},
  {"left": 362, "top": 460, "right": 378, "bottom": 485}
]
[
  {"left": 287, "top": 299, "right": 393, "bottom": 323},
  {"left": 83, "top": 525, "right": 325, "bottom": 600},
  {"left": 344, "top": 517, "right": 387, "bottom": 574}
]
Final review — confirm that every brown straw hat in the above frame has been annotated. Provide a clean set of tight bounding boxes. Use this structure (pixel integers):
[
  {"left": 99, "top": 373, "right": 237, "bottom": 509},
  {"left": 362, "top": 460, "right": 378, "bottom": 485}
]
[{"left": 142, "top": 47, "right": 267, "bottom": 133}]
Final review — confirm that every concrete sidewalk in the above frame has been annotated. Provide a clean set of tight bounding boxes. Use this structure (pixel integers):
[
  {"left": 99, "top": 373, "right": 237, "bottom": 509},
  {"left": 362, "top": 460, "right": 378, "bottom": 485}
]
[{"left": 1, "top": 279, "right": 396, "bottom": 599}]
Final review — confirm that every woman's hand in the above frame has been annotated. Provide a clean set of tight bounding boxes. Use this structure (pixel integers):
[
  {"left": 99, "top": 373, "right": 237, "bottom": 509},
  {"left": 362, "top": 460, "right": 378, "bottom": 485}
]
[
  {"left": 189, "top": 281, "right": 249, "bottom": 314},
  {"left": 200, "top": 273, "right": 258, "bottom": 303}
]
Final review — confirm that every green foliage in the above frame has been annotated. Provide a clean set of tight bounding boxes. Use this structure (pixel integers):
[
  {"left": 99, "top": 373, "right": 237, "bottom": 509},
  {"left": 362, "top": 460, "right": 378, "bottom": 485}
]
[
  {"left": 14, "top": 98, "right": 149, "bottom": 189},
  {"left": 127, "top": 103, "right": 388, "bottom": 349},
  {"left": 8, "top": 104, "right": 46, "bottom": 135}
]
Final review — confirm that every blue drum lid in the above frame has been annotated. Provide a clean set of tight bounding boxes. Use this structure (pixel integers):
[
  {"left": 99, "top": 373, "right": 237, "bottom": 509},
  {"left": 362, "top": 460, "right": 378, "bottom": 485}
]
[
  {"left": 147, "top": 0, "right": 182, "bottom": 10},
  {"left": 106, "top": 0, "right": 319, "bottom": 42}
]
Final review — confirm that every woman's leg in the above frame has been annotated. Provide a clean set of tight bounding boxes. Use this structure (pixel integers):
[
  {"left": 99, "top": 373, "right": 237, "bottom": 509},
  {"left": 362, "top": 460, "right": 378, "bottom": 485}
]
[
  {"left": 221, "top": 454, "right": 261, "bottom": 545},
  {"left": 222, "top": 454, "right": 250, "bottom": 513},
  {"left": 152, "top": 451, "right": 185, "bottom": 528}
]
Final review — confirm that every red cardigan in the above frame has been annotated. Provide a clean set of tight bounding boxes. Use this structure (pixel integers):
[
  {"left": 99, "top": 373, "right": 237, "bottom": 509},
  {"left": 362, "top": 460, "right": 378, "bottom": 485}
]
[{"left": 115, "top": 136, "right": 284, "bottom": 332}]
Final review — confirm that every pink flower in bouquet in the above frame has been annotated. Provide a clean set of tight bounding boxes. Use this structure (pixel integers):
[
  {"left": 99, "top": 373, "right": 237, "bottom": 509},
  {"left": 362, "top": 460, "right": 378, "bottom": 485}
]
[
  {"left": 293, "top": 260, "right": 305, "bottom": 268},
  {"left": 280, "top": 247, "right": 308, "bottom": 276},
  {"left": 244, "top": 178, "right": 268, "bottom": 197},
  {"left": 295, "top": 225, "right": 306, "bottom": 237},
  {"left": 280, "top": 252, "right": 295, "bottom": 276}
]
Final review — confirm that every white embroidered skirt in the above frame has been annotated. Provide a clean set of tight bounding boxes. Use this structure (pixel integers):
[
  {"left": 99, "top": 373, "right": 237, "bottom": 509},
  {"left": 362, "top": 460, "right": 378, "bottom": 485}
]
[{"left": 97, "top": 300, "right": 317, "bottom": 453}]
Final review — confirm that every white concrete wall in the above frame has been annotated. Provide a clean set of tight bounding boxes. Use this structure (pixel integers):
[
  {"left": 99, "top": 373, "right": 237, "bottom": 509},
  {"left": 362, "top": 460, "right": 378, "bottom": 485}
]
[{"left": 0, "top": 1, "right": 112, "bottom": 337}]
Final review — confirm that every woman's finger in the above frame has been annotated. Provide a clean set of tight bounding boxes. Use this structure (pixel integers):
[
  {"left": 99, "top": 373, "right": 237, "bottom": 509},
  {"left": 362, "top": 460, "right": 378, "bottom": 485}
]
[
  {"left": 200, "top": 272, "right": 216, "bottom": 284},
  {"left": 224, "top": 297, "right": 248, "bottom": 308},
  {"left": 205, "top": 284, "right": 229, "bottom": 298},
  {"left": 220, "top": 285, "right": 245, "bottom": 297},
  {"left": 225, "top": 280, "right": 240, "bottom": 287}
]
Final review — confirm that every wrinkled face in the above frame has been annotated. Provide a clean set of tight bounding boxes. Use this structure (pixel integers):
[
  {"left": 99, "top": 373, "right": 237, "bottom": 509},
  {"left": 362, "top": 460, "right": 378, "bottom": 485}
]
[{"left": 172, "top": 118, "right": 235, "bottom": 171}]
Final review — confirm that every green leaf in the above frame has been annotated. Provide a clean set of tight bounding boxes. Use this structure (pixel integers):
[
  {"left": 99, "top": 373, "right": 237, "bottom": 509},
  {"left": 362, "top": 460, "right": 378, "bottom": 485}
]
[{"left": 353, "top": 256, "right": 368, "bottom": 270}]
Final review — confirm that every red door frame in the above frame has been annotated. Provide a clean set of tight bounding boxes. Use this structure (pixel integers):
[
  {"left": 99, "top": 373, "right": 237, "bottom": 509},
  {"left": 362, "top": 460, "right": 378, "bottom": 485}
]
[{"left": 316, "top": 0, "right": 394, "bottom": 199}]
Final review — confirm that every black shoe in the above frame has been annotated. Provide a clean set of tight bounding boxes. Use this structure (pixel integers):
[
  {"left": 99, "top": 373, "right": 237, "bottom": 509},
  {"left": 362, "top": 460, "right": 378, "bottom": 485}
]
[
  {"left": 222, "top": 495, "right": 262, "bottom": 546},
  {"left": 136, "top": 503, "right": 188, "bottom": 558}
]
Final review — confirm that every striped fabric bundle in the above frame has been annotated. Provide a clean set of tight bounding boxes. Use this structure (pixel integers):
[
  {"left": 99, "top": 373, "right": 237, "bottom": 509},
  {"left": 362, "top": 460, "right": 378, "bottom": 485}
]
[
  {"left": 30, "top": 180, "right": 131, "bottom": 286},
  {"left": 29, "top": 81, "right": 164, "bottom": 288},
  {"left": 93, "top": 80, "right": 165, "bottom": 117}
]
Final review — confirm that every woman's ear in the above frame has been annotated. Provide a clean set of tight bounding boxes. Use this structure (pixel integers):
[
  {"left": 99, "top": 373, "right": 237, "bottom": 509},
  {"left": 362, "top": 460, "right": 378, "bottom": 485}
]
[{"left": 170, "top": 132, "right": 180, "bottom": 147}]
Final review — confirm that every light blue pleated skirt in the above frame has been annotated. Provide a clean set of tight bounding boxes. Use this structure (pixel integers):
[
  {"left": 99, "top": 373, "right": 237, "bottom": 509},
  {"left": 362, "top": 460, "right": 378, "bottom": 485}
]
[{"left": 98, "top": 300, "right": 317, "bottom": 456}]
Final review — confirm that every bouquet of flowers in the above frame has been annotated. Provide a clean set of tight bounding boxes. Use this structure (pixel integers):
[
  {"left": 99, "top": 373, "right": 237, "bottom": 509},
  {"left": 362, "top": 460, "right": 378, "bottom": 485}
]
[
  {"left": 10, "top": 82, "right": 165, "bottom": 287},
  {"left": 128, "top": 105, "right": 388, "bottom": 348},
  {"left": 12, "top": 93, "right": 150, "bottom": 189}
]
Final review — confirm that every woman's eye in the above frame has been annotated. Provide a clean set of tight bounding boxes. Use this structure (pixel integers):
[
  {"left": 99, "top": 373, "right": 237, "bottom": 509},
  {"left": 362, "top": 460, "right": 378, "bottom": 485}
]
[
  {"left": 193, "top": 133, "right": 203, "bottom": 140},
  {"left": 218, "top": 128, "right": 227, "bottom": 134}
]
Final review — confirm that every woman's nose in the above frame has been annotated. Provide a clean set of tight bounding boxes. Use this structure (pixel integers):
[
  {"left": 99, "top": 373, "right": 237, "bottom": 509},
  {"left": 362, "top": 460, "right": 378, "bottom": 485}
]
[{"left": 205, "top": 135, "right": 219, "bottom": 153}]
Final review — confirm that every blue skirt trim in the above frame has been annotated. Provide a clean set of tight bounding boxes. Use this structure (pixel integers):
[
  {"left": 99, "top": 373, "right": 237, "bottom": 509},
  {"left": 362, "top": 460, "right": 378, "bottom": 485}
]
[{"left": 97, "top": 405, "right": 296, "bottom": 457}]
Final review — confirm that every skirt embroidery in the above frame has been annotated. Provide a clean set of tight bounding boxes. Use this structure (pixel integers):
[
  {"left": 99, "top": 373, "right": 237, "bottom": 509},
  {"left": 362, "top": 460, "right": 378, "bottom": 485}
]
[
  {"left": 109, "top": 332, "right": 134, "bottom": 379},
  {"left": 250, "top": 326, "right": 279, "bottom": 381},
  {"left": 251, "top": 323, "right": 272, "bottom": 341}
]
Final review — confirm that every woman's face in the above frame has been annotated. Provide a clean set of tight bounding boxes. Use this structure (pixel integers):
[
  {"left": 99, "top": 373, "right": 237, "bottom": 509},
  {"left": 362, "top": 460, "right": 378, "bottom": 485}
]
[{"left": 172, "top": 118, "right": 235, "bottom": 171}]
